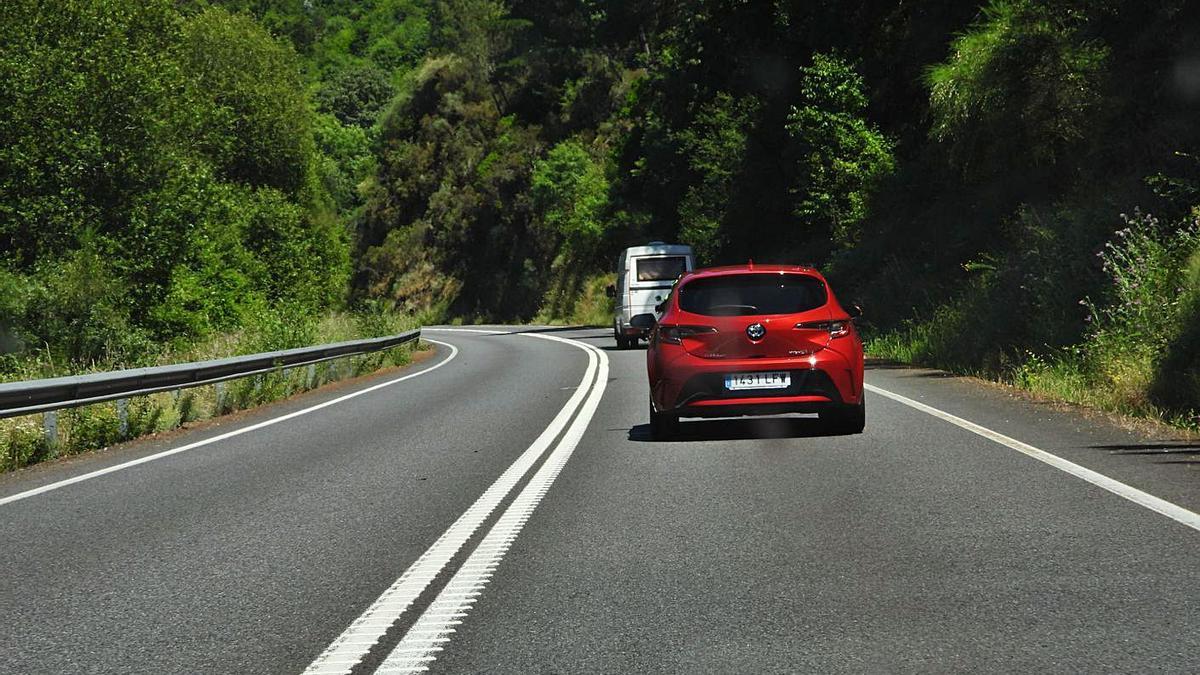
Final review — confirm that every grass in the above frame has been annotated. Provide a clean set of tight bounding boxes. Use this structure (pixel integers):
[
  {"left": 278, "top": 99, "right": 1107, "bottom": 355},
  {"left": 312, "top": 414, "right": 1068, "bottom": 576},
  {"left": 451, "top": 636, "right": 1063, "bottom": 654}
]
[
  {"left": 533, "top": 271, "right": 613, "bottom": 327},
  {"left": 868, "top": 318, "right": 1200, "bottom": 433},
  {"left": 867, "top": 331, "right": 1195, "bottom": 430},
  {"left": 867, "top": 210, "right": 1200, "bottom": 433},
  {"left": 0, "top": 308, "right": 426, "bottom": 472}
]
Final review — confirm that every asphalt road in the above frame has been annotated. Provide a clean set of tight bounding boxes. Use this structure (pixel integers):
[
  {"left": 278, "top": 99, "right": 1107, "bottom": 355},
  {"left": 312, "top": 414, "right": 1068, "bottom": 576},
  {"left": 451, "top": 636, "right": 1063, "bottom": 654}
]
[{"left": 2, "top": 327, "right": 1199, "bottom": 673}]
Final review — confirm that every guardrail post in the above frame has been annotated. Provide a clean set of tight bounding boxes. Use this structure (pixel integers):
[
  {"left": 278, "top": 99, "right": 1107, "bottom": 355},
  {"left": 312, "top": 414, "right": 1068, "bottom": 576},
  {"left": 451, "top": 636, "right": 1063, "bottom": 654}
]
[
  {"left": 215, "top": 381, "right": 226, "bottom": 413},
  {"left": 43, "top": 410, "right": 58, "bottom": 450},
  {"left": 117, "top": 398, "right": 129, "bottom": 437},
  {"left": 306, "top": 364, "right": 316, "bottom": 389}
]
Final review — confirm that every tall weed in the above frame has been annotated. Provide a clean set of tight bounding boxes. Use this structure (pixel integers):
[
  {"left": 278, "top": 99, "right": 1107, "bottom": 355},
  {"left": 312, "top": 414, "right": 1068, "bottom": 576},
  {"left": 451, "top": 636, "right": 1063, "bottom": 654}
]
[{"left": 1015, "top": 210, "right": 1200, "bottom": 423}]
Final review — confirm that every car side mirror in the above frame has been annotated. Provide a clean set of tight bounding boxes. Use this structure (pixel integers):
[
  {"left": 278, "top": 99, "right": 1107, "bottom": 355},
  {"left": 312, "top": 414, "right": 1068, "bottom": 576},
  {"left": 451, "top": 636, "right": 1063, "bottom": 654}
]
[
  {"left": 848, "top": 303, "right": 863, "bottom": 320},
  {"left": 605, "top": 284, "right": 616, "bottom": 299}
]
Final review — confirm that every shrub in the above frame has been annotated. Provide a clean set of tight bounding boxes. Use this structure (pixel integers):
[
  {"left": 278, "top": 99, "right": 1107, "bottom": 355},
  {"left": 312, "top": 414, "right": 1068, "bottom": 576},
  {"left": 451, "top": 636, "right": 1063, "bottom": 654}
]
[
  {"left": 242, "top": 304, "right": 320, "bottom": 354},
  {"left": 316, "top": 66, "right": 395, "bottom": 128}
]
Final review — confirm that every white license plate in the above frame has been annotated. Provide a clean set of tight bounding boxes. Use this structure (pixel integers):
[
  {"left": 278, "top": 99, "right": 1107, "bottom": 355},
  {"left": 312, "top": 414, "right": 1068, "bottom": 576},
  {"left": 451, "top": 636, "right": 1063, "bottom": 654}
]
[{"left": 724, "top": 371, "right": 791, "bottom": 391}]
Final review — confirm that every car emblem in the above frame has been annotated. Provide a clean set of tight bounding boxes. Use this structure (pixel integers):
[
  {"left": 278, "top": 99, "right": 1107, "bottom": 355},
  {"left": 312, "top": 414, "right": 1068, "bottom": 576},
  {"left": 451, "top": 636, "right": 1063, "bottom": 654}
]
[{"left": 746, "top": 322, "right": 766, "bottom": 340}]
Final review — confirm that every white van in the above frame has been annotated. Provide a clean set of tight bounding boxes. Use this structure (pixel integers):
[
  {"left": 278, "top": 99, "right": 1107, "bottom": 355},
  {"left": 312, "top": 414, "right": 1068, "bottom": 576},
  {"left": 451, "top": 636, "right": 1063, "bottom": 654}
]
[{"left": 606, "top": 243, "right": 695, "bottom": 348}]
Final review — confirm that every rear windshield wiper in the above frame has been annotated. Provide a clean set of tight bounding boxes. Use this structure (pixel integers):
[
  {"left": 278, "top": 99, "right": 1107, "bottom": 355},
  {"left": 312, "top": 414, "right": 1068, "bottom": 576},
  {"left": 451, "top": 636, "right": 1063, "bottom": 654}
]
[{"left": 707, "top": 304, "right": 758, "bottom": 315}]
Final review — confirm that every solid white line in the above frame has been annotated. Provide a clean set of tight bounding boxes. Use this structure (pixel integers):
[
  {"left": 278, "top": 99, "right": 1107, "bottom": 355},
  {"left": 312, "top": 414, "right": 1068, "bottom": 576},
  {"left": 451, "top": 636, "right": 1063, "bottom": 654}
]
[
  {"left": 302, "top": 331, "right": 600, "bottom": 674},
  {"left": 864, "top": 383, "right": 1200, "bottom": 533},
  {"left": 0, "top": 339, "right": 459, "bottom": 507},
  {"left": 376, "top": 333, "right": 609, "bottom": 674}
]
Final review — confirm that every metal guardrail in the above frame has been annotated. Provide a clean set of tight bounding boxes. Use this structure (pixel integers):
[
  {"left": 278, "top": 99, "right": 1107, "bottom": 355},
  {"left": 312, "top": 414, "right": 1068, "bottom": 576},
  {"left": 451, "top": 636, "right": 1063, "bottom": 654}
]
[{"left": 0, "top": 329, "right": 421, "bottom": 421}]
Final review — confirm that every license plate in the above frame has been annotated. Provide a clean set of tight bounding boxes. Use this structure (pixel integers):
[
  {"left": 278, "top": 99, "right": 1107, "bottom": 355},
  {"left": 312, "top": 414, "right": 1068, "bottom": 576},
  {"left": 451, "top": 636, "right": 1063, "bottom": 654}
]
[{"left": 724, "top": 371, "right": 791, "bottom": 391}]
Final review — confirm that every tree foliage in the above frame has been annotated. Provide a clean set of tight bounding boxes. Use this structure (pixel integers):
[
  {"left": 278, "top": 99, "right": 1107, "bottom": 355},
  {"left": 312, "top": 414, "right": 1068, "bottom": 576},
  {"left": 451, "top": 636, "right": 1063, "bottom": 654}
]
[
  {"left": 531, "top": 140, "right": 610, "bottom": 255},
  {"left": 180, "top": 7, "right": 317, "bottom": 195},
  {"left": 926, "top": 0, "right": 1108, "bottom": 176},
  {"left": 787, "top": 53, "right": 894, "bottom": 248},
  {"left": 0, "top": 0, "right": 354, "bottom": 365}
]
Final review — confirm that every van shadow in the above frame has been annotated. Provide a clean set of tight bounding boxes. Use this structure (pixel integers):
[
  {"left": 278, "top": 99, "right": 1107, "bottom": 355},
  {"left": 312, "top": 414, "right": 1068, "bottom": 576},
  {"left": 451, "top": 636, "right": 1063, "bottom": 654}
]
[
  {"left": 628, "top": 416, "right": 842, "bottom": 442},
  {"left": 600, "top": 344, "right": 647, "bottom": 352}
]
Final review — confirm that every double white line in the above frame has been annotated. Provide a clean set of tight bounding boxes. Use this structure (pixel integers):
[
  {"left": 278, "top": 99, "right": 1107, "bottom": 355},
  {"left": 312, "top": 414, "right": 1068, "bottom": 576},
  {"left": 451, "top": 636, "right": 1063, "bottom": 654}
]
[{"left": 304, "top": 330, "right": 609, "bottom": 675}]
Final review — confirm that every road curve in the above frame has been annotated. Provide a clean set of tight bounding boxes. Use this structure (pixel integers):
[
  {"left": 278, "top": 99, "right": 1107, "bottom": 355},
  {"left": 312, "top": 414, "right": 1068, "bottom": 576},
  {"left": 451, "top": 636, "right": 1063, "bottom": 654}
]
[{"left": 2, "top": 326, "right": 1199, "bottom": 673}]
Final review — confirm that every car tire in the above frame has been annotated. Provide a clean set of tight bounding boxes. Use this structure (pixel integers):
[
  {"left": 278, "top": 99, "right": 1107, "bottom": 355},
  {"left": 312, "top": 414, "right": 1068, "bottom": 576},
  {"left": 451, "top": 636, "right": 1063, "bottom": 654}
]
[
  {"left": 649, "top": 396, "right": 679, "bottom": 440},
  {"left": 821, "top": 397, "right": 866, "bottom": 435}
]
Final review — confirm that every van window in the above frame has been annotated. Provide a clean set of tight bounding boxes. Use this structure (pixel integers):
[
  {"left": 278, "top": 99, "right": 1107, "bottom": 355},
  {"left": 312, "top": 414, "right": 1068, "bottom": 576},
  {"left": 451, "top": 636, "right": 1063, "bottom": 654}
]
[
  {"left": 635, "top": 256, "right": 687, "bottom": 282},
  {"left": 679, "top": 274, "right": 826, "bottom": 316}
]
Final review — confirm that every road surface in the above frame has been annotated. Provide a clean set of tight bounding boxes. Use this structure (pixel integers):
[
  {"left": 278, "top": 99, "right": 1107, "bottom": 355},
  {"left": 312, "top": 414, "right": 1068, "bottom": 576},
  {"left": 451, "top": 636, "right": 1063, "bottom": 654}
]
[{"left": 2, "top": 327, "right": 1199, "bottom": 673}]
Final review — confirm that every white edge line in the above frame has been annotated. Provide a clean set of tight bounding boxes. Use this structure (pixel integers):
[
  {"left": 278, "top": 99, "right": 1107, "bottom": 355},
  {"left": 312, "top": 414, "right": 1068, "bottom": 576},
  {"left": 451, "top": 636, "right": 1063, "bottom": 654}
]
[
  {"left": 303, "top": 330, "right": 601, "bottom": 674},
  {"left": 0, "top": 339, "right": 458, "bottom": 507},
  {"left": 377, "top": 332, "right": 608, "bottom": 672},
  {"left": 864, "top": 382, "right": 1200, "bottom": 533}
]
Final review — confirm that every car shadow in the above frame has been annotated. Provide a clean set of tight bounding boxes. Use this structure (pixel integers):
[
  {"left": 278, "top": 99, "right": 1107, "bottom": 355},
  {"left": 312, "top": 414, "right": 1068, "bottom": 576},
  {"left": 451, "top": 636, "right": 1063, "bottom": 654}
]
[
  {"left": 628, "top": 416, "right": 848, "bottom": 442},
  {"left": 600, "top": 344, "right": 647, "bottom": 352}
]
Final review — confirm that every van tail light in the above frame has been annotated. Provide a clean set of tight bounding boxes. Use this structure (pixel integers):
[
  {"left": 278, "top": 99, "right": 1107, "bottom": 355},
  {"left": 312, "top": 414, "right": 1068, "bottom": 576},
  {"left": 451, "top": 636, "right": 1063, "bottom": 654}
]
[
  {"left": 659, "top": 325, "right": 717, "bottom": 345},
  {"left": 795, "top": 320, "right": 851, "bottom": 338}
]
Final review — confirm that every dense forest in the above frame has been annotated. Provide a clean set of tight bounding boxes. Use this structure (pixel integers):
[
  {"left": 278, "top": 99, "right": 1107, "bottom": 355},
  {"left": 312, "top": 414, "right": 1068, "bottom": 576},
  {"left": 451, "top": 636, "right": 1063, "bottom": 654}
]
[{"left": 3, "top": 0, "right": 1200, "bottom": 424}]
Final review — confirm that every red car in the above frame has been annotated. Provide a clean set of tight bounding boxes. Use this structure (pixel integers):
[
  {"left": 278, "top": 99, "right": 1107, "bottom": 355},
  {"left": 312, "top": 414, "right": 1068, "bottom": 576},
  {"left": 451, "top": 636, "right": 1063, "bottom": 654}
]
[{"left": 645, "top": 264, "right": 865, "bottom": 439}]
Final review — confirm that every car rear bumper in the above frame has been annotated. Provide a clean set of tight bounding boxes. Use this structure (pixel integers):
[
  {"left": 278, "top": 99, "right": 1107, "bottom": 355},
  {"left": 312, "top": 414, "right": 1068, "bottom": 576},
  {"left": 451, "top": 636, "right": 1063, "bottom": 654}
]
[
  {"left": 676, "top": 395, "right": 842, "bottom": 418},
  {"left": 651, "top": 347, "right": 861, "bottom": 417}
]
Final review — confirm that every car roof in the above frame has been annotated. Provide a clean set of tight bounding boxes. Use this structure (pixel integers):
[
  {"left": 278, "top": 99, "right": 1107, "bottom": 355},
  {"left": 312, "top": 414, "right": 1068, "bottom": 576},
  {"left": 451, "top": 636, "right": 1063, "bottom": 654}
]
[{"left": 680, "top": 264, "right": 824, "bottom": 282}]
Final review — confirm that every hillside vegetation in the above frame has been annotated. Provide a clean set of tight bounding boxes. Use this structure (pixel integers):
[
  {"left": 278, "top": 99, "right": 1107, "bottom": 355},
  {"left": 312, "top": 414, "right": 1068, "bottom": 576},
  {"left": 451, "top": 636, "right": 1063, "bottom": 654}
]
[{"left": 3, "top": 1, "right": 1200, "bottom": 428}]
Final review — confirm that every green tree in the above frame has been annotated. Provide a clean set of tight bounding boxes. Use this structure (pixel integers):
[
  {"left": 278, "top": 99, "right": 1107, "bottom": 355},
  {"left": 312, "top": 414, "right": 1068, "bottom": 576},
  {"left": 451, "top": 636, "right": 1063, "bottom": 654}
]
[
  {"left": 0, "top": 0, "right": 352, "bottom": 363},
  {"left": 179, "top": 7, "right": 316, "bottom": 195},
  {"left": 925, "top": 0, "right": 1108, "bottom": 176},
  {"left": 672, "top": 93, "right": 760, "bottom": 263},
  {"left": 0, "top": 0, "right": 185, "bottom": 267},
  {"left": 531, "top": 140, "right": 610, "bottom": 255},
  {"left": 786, "top": 53, "right": 894, "bottom": 248}
]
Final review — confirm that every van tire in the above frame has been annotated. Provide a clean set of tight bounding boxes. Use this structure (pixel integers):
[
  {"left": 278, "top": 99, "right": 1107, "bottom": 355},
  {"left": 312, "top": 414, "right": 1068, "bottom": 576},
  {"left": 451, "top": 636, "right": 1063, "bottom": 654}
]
[{"left": 614, "top": 324, "right": 633, "bottom": 349}]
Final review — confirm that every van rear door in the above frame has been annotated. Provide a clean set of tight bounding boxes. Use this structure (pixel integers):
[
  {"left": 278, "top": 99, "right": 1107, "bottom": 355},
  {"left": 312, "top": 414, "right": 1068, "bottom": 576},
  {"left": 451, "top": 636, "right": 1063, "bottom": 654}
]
[
  {"left": 634, "top": 256, "right": 688, "bottom": 285},
  {"left": 629, "top": 255, "right": 689, "bottom": 314}
]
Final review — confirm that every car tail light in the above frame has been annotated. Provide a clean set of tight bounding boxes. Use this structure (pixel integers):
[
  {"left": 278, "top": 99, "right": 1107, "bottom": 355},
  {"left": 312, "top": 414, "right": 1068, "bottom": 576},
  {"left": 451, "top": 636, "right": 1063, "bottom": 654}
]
[
  {"left": 794, "top": 320, "right": 851, "bottom": 338},
  {"left": 658, "top": 324, "right": 717, "bottom": 345}
]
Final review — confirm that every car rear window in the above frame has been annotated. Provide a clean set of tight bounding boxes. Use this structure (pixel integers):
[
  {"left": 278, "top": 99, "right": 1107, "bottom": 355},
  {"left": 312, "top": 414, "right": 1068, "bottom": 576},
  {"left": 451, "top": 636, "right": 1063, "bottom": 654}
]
[
  {"left": 679, "top": 274, "right": 826, "bottom": 316},
  {"left": 635, "top": 256, "right": 687, "bottom": 282}
]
